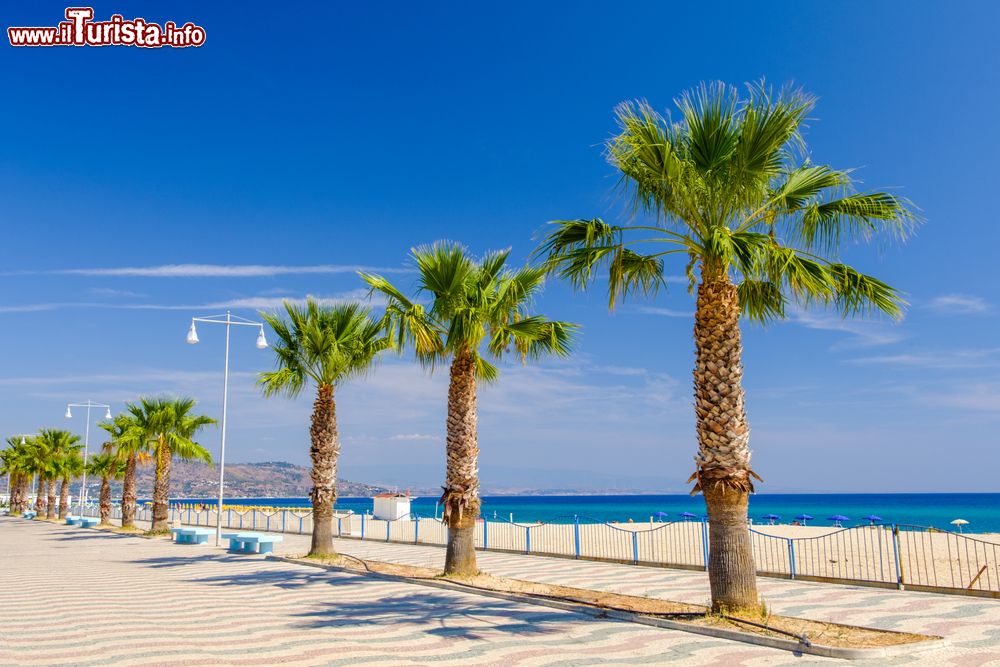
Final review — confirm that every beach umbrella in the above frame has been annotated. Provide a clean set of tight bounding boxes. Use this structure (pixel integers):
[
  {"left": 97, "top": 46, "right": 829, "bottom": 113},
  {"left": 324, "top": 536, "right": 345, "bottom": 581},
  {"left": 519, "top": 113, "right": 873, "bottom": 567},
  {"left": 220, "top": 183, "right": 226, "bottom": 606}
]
[
  {"left": 654, "top": 511, "right": 670, "bottom": 522},
  {"left": 678, "top": 512, "right": 698, "bottom": 521},
  {"left": 951, "top": 519, "right": 969, "bottom": 533},
  {"left": 761, "top": 513, "right": 781, "bottom": 525},
  {"left": 794, "top": 514, "right": 813, "bottom": 525},
  {"left": 861, "top": 514, "right": 883, "bottom": 526},
  {"left": 827, "top": 514, "right": 850, "bottom": 527}
]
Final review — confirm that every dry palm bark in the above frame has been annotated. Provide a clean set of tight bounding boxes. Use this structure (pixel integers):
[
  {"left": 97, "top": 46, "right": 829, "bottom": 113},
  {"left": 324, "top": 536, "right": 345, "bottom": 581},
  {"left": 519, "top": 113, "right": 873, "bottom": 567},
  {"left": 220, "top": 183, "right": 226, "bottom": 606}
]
[
  {"left": 99, "top": 477, "right": 112, "bottom": 524},
  {"left": 58, "top": 478, "right": 69, "bottom": 519},
  {"left": 10, "top": 474, "right": 25, "bottom": 514},
  {"left": 689, "top": 272, "right": 760, "bottom": 611},
  {"left": 35, "top": 477, "right": 46, "bottom": 514},
  {"left": 442, "top": 349, "right": 480, "bottom": 576},
  {"left": 150, "top": 440, "right": 172, "bottom": 532},
  {"left": 46, "top": 479, "right": 56, "bottom": 519},
  {"left": 308, "top": 384, "right": 340, "bottom": 556},
  {"left": 121, "top": 452, "right": 137, "bottom": 528}
]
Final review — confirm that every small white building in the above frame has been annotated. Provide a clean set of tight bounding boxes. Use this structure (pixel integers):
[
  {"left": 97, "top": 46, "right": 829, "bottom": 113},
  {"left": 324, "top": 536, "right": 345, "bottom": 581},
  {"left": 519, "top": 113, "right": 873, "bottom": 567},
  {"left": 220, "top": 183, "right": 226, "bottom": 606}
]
[{"left": 372, "top": 492, "right": 411, "bottom": 520}]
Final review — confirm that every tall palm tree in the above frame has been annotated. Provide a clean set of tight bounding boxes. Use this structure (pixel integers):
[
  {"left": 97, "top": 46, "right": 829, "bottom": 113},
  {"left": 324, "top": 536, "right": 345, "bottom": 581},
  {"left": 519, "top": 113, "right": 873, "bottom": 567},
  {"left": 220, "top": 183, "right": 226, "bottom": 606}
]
[
  {"left": 87, "top": 452, "right": 125, "bottom": 525},
  {"left": 101, "top": 413, "right": 149, "bottom": 529},
  {"left": 125, "top": 398, "right": 215, "bottom": 533},
  {"left": 54, "top": 439, "right": 84, "bottom": 519},
  {"left": 1, "top": 436, "right": 34, "bottom": 515},
  {"left": 33, "top": 430, "right": 68, "bottom": 519},
  {"left": 362, "top": 243, "right": 576, "bottom": 576},
  {"left": 537, "top": 81, "right": 915, "bottom": 611},
  {"left": 258, "top": 300, "right": 391, "bottom": 557}
]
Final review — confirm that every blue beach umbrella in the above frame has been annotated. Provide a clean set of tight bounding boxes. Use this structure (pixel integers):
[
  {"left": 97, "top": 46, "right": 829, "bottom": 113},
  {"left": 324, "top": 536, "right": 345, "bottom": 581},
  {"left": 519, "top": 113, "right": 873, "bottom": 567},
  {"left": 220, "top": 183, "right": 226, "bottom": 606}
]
[
  {"left": 861, "top": 514, "right": 883, "bottom": 526},
  {"left": 794, "top": 514, "right": 813, "bottom": 525},
  {"left": 828, "top": 514, "right": 850, "bottom": 527},
  {"left": 678, "top": 512, "right": 698, "bottom": 521},
  {"left": 654, "top": 511, "right": 670, "bottom": 522},
  {"left": 761, "top": 513, "right": 781, "bottom": 525}
]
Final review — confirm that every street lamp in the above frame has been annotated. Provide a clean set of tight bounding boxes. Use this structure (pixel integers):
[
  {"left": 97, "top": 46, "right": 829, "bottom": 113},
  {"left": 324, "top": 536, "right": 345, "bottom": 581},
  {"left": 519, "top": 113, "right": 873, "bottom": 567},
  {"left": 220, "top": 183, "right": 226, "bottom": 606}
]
[
  {"left": 64, "top": 400, "right": 112, "bottom": 510},
  {"left": 186, "top": 311, "right": 267, "bottom": 545}
]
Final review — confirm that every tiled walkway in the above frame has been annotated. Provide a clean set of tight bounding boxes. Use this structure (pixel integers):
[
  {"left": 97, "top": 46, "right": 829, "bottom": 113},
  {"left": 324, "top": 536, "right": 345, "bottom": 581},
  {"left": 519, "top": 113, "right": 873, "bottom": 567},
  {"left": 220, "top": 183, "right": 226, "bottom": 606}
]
[{"left": 2, "top": 517, "right": 997, "bottom": 666}]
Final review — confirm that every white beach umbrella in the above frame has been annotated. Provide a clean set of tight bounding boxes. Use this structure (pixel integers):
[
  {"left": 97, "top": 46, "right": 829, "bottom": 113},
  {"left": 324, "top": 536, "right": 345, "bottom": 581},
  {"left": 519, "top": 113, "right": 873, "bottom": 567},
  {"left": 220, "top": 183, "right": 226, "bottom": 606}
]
[{"left": 951, "top": 519, "right": 969, "bottom": 533}]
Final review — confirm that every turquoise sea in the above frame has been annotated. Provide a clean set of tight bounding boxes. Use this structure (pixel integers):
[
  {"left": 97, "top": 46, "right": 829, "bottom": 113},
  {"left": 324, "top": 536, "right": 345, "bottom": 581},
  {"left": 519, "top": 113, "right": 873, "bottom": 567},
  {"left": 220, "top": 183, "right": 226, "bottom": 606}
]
[{"left": 170, "top": 493, "right": 1000, "bottom": 533}]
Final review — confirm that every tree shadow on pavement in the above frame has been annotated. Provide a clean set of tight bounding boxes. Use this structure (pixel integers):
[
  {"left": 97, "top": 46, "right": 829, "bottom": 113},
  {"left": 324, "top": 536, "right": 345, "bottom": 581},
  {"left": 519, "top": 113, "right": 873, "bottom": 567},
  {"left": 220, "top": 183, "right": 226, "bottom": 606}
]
[{"left": 289, "top": 591, "right": 581, "bottom": 639}]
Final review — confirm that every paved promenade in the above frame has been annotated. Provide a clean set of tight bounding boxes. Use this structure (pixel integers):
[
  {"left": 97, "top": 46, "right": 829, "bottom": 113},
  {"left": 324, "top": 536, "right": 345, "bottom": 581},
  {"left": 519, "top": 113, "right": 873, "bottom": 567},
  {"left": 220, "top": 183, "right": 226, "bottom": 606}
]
[{"left": 1, "top": 517, "right": 998, "bottom": 666}]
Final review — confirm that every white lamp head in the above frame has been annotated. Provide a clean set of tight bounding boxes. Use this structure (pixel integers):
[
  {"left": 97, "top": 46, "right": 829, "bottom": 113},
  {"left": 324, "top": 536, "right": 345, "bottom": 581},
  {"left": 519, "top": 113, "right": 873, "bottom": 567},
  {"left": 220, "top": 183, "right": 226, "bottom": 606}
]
[
  {"left": 104, "top": 407, "right": 113, "bottom": 420},
  {"left": 256, "top": 327, "right": 268, "bottom": 349},
  {"left": 186, "top": 321, "right": 199, "bottom": 345},
  {"left": 20, "top": 436, "right": 26, "bottom": 445},
  {"left": 64, "top": 406, "right": 72, "bottom": 419}
]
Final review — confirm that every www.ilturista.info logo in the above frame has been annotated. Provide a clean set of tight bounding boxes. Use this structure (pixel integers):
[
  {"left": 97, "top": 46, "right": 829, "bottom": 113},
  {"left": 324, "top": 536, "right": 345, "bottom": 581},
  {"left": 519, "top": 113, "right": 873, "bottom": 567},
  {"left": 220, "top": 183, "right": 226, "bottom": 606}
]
[{"left": 8, "top": 8, "right": 206, "bottom": 48}]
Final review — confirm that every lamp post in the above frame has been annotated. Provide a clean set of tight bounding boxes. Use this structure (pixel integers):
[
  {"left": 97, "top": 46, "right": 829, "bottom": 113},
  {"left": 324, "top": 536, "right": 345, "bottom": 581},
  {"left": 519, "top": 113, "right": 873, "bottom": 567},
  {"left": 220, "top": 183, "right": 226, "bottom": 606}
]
[
  {"left": 186, "top": 311, "right": 267, "bottom": 545},
  {"left": 65, "top": 400, "right": 112, "bottom": 510}
]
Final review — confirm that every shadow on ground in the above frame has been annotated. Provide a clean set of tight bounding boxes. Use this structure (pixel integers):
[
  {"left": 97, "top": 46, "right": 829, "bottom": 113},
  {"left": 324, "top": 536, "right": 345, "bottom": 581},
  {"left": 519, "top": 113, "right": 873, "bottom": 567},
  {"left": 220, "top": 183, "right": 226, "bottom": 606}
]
[{"left": 290, "top": 592, "right": 582, "bottom": 639}]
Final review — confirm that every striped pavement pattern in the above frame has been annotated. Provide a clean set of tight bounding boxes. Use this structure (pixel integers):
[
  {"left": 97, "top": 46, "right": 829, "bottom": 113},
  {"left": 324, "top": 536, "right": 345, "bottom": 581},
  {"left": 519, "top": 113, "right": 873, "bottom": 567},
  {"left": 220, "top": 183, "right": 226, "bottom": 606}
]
[{"left": 0, "top": 517, "right": 995, "bottom": 666}]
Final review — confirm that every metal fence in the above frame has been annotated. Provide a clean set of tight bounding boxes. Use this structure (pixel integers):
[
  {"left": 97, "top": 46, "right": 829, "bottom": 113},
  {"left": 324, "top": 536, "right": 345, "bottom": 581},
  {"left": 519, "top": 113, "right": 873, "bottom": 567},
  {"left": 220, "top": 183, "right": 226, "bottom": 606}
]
[{"left": 72, "top": 504, "right": 1000, "bottom": 597}]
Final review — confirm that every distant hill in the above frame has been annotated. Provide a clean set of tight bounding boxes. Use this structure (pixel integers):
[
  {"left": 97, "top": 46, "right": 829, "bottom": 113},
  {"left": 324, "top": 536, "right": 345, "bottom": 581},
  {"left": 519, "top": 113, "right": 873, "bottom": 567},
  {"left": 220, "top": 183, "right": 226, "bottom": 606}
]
[{"left": 105, "top": 461, "right": 393, "bottom": 498}]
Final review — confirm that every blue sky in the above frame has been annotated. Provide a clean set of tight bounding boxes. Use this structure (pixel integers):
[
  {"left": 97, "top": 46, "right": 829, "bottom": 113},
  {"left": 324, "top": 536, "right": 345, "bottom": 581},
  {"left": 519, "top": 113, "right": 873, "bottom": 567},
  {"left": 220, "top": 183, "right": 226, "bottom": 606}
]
[{"left": 2, "top": 1, "right": 998, "bottom": 492}]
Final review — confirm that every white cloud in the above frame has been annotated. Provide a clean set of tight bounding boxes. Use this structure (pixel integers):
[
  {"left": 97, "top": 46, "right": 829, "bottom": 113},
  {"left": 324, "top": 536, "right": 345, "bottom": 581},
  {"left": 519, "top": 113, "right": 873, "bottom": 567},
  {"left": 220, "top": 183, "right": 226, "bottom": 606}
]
[
  {"left": 53, "top": 263, "right": 409, "bottom": 278},
  {"left": 0, "top": 290, "right": 383, "bottom": 314},
  {"left": 790, "top": 309, "right": 903, "bottom": 348},
  {"left": 927, "top": 294, "right": 990, "bottom": 315},
  {"left": 389, "top": 433, "right": 437, "bottom": 442},
  {"left": 850, "top": 348, "right": 1000, "bottom": 369},
  {"left": 636, "top": 306, "right": 693, "bottom": 318}
]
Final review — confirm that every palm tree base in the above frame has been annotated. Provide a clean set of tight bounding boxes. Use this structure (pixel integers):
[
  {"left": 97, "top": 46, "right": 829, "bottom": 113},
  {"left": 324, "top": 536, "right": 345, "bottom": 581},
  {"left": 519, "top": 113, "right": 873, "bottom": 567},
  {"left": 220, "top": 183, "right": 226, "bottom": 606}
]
[
  {"left": 703, "top": 484, "right": 760, "bottom": 613},
  {"left": 443, "top": 524, "right": 478, "bottom": 576}
]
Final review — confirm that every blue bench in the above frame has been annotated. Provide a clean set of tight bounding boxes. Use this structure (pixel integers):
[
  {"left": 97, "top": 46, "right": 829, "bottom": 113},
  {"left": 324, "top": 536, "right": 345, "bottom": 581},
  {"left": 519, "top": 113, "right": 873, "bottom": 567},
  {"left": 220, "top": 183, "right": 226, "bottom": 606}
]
[
  {"left": 171, "top": 527, "right": 214, "bottom": 545},
  {"left": 79, "top": 517, "right": 100, "bottom": 528},
  {"left": 65, "top": 515, "right": 83, "bottom": 526},
  {"left": 23, "top": 511, "right": 37, "bottom": 520},
  {"left": 221, "top": 532, "right": 283, "bottom": 554}
]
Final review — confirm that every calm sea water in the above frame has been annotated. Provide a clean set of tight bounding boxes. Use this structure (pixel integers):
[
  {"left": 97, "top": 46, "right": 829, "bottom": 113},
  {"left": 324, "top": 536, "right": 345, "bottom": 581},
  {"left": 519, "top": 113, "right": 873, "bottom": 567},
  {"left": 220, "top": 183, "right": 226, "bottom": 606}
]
[{"left": 167, "top": 493, "right": 1000, "bottom": 533}]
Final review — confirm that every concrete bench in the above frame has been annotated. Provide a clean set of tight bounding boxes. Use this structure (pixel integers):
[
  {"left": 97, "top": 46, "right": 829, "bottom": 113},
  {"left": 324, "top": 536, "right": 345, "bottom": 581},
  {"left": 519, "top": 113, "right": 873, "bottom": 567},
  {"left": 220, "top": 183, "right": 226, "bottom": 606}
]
[
  {"left": 221, "top": 532, "right": 283, "bottom": 554},
  {"left": 23, "top": 511, "right": 37, "bottom": 520},
  {"left": 65, "top": 515, "right": 83, "bottom": 525},
  {"left": 79, "top": 517, "right": 100, "bottom": 528},
  {"left": 171, "top": 527, "right": 214, "bottom": 545}
]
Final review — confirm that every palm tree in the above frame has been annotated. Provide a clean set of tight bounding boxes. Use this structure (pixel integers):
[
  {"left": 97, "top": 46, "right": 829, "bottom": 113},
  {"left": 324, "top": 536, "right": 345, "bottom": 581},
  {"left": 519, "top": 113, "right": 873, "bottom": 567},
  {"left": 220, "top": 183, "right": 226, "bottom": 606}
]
[
  {"left": 87, "top": 452, "right": 125, "bottom": 525},
  {"left": 54, "top": 438, "right": 84, "bottom": 519},
  {"left": 125, "top": 398, "right": 215, "bottom": 533},
  {"left": 23, "top": 439, "right": 50, "bottom": 516},
  {"left": 258, "top": 300, "right": 391, "bottom": 557},
  {"left": 536, "top": 81, "right": 915, "bottom": 611},
  {"left": 362, "top": 243, "right": 576, "bottom": 576},
  {"left": 33, "top": 430, "right": 69, "bottom": 519},
  {"left": 101, "top": 413, "right": 149, "bottom": 529},
  {"left": 1, "top": 436, "right": 34, "bottom": 515}
]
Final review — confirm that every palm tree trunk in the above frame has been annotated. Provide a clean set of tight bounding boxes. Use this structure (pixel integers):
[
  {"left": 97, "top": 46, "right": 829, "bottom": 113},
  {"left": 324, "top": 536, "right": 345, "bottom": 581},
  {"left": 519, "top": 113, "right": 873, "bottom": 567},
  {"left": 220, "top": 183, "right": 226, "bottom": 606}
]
[
  {"left": 121, "top": 452, "right": 137, "bottom": 528},
  {"left": 99, "top": 477, "right": 112, "bottom": 525},
  {"left": 691, "top": 271, "right": 760, "bottom": 612},
  {"left": 10, "top": 474, "right": 24, "bottom": 515},
  {"left": 58, "top": 477, "right": 69, "bottom": 519},
  {"left": 46, "top": 478, "right": 56, "bottom": 519},
  {"left": 442, "top": 349, "right": 480, "bottom": 576},
  {"left": 35, "top": 477, "right": 46, "bottom": 514},
  {"left": 150, "top": 440, "right": 172, "bottom": 532},
  {"left": 308, "top": 383, "right": 339, "bottom": 556}
]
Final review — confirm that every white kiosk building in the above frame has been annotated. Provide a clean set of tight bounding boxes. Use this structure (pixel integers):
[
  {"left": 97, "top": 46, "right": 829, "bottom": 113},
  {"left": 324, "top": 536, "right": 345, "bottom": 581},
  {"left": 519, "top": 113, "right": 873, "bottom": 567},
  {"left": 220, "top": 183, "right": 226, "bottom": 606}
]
[{"left": 372, "top": 492, "right": 411, "bottom": 520}]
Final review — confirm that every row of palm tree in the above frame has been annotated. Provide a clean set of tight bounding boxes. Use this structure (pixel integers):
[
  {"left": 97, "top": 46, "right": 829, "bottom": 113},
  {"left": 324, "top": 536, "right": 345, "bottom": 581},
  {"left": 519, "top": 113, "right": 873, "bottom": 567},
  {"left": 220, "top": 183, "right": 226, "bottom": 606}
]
[
  {"left": 2, "top": 81, "right": 914, "bottom": 613},
  {"left": 256, "top": 81, "right": 915, "bottom": 613},
  {"left": 2, "top": 430, "right": 82, "bottom": 519},
  {"left": 3, "top": 398, "right": 215, "bottom": 533}
]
